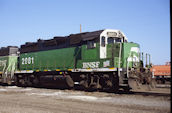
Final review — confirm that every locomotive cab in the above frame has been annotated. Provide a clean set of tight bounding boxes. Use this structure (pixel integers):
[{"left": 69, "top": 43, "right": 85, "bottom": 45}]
[
  {"left": 100, "top": 29, "right": 141, "bottom": 69},
  {"left": 99, "top": 29, "right": 127, "bottom": 59}
]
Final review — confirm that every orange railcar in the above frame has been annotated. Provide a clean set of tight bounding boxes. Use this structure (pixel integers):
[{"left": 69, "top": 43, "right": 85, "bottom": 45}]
[{"left": 150, "top": 62, "right": 171, "bottom": 84}]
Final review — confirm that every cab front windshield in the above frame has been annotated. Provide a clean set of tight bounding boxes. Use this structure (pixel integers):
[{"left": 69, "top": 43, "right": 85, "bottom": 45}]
[{"left": 108, "top": 37, "right": 122, "bottom": 44}]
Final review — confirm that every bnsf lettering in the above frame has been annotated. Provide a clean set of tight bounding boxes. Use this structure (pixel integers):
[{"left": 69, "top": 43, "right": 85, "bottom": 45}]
[
  {"left": 22, "top": 57, "right": 34, "bottom": 65},
  {"left": 83, "top": 62, "right": 100, "bottom": 68}
]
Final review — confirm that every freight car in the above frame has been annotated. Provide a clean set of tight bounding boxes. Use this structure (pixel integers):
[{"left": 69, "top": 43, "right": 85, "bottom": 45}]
[
  {"left": 151, "top": 62, "right": 171, "bottom": 84},
  {"left": 0, "top": 29, "right": 153, "bottom": 92}
]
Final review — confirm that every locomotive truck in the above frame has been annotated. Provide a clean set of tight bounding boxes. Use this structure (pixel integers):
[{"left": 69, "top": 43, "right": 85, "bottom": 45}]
[{"left": 0, "top": 29, "right": 153, "bottom": 92}]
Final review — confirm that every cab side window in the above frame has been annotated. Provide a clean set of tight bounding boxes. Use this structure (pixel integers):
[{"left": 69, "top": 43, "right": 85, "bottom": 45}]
[
  {"left": 87, "top": 41, "right": 96, "bottom": 49},
  {"left": 101, "top": 36, "right": 105, "bottom": 47}
]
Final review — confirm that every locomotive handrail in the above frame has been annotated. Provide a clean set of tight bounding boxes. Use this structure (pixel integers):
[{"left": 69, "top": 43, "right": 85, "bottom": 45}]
[
  {"left": 118, "top": 42, "right": 122, "bottom": 77},
  {"left": 126, "top": 57, "right": 129, "bottom": 78}
]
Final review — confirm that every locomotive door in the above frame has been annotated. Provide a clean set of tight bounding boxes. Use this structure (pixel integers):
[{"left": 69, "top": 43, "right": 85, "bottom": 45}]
[{"left": 100, "top": 36, "right": 107, "bottom": 59}]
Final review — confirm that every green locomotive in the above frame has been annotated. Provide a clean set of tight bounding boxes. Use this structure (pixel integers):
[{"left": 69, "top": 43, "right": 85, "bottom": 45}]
[
  {"left": 0, "top": 29, "right": 152, "bottom": 91},
  {"left": 0, "top": 46, "right": 18, "bottom": 85}
]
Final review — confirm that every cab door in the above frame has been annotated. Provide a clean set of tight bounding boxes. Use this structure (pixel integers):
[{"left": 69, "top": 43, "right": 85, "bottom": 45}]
[{"left": 100, "top": 36, "right": 107, "bottom": 59}]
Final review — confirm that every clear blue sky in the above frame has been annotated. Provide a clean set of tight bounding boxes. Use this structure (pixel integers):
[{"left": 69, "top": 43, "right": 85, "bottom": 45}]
[{"left": 0, "top": 0, "right": 170, "bottom": 65}]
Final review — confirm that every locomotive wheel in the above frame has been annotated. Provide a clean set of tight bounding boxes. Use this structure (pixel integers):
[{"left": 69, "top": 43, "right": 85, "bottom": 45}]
[
  {"left": 79, "top": 80, "right": 88, "bottom": 89},
  {"left": 14, "top": 75, "right": 18, "bottom": 86},
  {"left": 33, "top": 77, "right": 40, "bottom": 87},
  {"left": 104, "top": 73, "right": 119, "bottom": 93},
  {"left": 65, "top": 75, "right": 74, "bottom": 88},
  {"left": 26, "top": 76, "right": 33, "bottom": 87},
  {"left": 79, "top": 74, "right": 88, "bottom": 89},
  {"left": 18, "top": 78, "right": 27, "bottom": 87},
  {"left": 7, "top": 77, "right": 12, "bottom": 86}
]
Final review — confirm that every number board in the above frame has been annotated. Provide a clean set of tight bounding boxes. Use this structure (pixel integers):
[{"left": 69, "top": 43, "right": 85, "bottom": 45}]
[{"left": 107, "top": 32, "right": 117, "bottom": 37}]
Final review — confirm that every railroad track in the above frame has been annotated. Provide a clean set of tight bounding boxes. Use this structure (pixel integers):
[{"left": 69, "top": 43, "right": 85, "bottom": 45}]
[
  {"left": 0, "top": 83, "right": 170, "bottom": 98},
  {"left": 126, "top": 90, "right": 170, "bottom": 97}
]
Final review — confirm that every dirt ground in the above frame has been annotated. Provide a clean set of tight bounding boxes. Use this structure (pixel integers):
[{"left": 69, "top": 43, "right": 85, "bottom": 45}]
[{"left": 0, "top": 86, "right": 170, "bottom": 113}]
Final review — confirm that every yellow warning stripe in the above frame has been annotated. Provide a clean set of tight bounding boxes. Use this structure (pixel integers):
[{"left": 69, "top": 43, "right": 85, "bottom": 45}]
[
  {"left": 36, "top": 70, "right": 39, "bottom": 72},
  {"left": 68, "top": 69, "right": 72, "bottom": 71},
  {"left": 109, "top": 67, "right": 115, "bottom": 69}
]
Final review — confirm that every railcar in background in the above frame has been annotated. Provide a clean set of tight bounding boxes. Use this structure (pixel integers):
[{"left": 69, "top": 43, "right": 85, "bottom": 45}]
[{"left": 151, "top": 62, "right": 171, "bottom": 84}]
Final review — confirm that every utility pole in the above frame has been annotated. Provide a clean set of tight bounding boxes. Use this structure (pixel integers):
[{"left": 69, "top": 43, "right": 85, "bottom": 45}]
[
  {"left": 80, "top": 24, "right": 82, "bottom": 33},
  {"left": 146, "top": 53, "right": 148, "bottom": 67}
]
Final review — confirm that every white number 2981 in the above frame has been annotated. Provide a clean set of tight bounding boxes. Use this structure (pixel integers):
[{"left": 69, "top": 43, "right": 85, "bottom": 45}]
[{"left": 22, "top": 57, "right": 34, "bottom": 65}]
